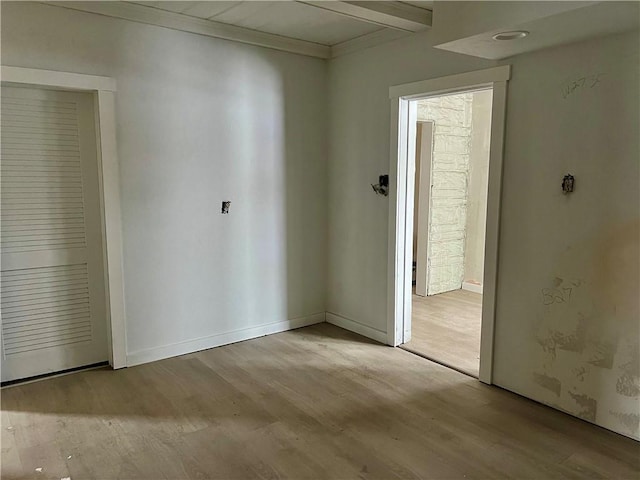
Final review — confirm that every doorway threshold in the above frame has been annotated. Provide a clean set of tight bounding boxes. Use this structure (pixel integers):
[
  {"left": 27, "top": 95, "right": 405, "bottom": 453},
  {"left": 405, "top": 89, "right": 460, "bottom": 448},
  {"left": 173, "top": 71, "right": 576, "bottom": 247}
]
[{"left": 399, "top": 345, "right": 478, "bottom": 379}]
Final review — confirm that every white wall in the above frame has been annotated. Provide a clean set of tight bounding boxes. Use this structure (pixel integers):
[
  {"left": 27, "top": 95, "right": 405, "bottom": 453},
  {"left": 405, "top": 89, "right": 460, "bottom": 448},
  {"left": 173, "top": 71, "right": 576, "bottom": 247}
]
[
  {"left": 464, "top": 89, "right": 492, "bottom": 287},
  {"left": 327, "top": 30, "right": 491, "bottom": 336},
  {"left": 493, "top": 31, "right": 639, "bottom": 440},
  {"left": 328, "top": 28, "right": 639, "bottom": 439},
  {"left": 1, "top": 2, "right": 328, "bottom": 362}
]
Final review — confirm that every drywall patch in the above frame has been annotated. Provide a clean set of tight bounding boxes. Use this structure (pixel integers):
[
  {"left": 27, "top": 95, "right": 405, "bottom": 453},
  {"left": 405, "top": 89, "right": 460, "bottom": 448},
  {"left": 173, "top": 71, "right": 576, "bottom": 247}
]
[
  {"left": 533, "top": 372, "right": 561, "bottom": 396},
  {"left": 572, "top": 366, "right": 587, "bottom": 382},
  {"left": 609, "top": 411, "right": 640, "bottom": 436},
  {"left": 616, "top": 344, "right": 640, "bottom": 397},
  {"left": 536, "top": 314, "right": 587, "bottom": 358},
  {"left": 617, "top": 374, "right": 640, "bottom": 397},
  {"left": 568, "top": 391, "right": 597, "bottom": 422},
  {"left": 585, "top": 338, "right": 617, "bottom": 369}
]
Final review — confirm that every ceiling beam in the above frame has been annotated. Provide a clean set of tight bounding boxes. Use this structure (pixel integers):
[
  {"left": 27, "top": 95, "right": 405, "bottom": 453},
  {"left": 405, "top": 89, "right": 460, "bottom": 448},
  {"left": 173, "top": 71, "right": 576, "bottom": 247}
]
[
  {"left": 298, "top": 1, "right": 432, "bottom": 32},
  {"left": 44, "top": 2, "right": 331, "bottom": 59},
  {"left": 331, "top": 28, "right": 409, "bottom": 58}
]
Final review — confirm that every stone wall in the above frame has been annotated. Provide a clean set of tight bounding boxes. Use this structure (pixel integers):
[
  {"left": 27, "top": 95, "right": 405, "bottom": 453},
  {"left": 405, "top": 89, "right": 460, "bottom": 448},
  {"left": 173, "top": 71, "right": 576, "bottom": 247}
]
[{"left": 416, "top": 93, "right": 473, "bottom": 294}]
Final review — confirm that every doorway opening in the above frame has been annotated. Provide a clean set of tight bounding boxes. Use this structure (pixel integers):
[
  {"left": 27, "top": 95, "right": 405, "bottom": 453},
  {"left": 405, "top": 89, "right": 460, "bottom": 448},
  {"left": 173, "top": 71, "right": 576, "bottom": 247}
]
[
  {"left": 401, "top": 89, "right": 493, "bottom": 378},
  {"left": 387, "top": 66, "right": 510, "bottom": 384}
]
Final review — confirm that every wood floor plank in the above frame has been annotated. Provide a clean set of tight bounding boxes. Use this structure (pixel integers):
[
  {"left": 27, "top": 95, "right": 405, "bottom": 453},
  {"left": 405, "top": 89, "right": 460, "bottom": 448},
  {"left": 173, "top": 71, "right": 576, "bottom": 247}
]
[
  {"left": 405, "top": 289, "right": 482, "bottom": 376},
  {"left": 2, "top": 323, "right": 638, "bottom": 479}
]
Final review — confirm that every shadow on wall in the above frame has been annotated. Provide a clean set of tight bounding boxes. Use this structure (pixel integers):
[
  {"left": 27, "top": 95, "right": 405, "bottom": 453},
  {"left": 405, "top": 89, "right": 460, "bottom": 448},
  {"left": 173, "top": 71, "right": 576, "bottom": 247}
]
[{"left": 102, "top": 29, "right": 329, "bottom": 353}]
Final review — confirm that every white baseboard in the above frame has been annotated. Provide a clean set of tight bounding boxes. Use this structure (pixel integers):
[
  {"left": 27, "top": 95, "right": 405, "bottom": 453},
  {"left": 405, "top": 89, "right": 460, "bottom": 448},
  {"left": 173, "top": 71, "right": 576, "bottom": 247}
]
[
  {"left": 325, "top": 312, "right": 388, "bottom": 344},
  {"left": 462, "top": 281, "right": 483, "bottom": 294},
  {"left": 127, "top": 312, "right": 326, "bottom": 367}
]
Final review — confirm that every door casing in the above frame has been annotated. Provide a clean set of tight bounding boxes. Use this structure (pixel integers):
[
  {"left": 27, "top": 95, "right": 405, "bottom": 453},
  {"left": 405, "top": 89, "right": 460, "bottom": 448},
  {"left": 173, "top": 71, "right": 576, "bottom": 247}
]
[
  {"left": 387, "top": 66, "right": 510, "bottom": 384},
  {"left": 1, "top": 66, "right": 127, "bottom": 370}
]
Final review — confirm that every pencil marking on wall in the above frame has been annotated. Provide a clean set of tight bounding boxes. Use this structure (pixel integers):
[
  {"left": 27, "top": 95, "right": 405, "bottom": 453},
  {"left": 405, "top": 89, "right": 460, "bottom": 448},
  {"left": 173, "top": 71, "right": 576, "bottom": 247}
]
[
  {"left": 568, "top": 391, "right": 597, "bottom": 422},
  {"left": 541, "top": 286, "right": 574, "bottom": 305},
  {"left": 533, "top": 372, "right": 561, "bottom": 396},
  {"left": 541, "top": 279, "right": 582, "bottom": 306},
  {"left": 561, "top": 73, "right": 604, "bottom": 99}
]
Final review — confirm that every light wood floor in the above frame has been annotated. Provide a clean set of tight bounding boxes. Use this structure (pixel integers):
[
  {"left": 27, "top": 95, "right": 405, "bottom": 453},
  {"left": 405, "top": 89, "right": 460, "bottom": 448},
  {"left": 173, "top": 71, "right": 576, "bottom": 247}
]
[
  {"left": 2, "top": 324, "right": 638, "bottom": 480},
  {"left": 404, "top": 289, "right": 482, "bottom": 377}
]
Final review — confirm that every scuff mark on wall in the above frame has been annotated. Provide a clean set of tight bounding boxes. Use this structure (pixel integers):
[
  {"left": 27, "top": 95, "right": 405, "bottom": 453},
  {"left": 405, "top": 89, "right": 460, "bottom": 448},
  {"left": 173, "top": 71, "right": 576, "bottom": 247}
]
[
  {"left": 569, "top": 391, "right": 597, "bottom": 422},
  {"left": 609, "top": 411, "right": 640, "bottom": 435},
  {"left": 533, "top": 372, "right": 561, "bottom": 396}
]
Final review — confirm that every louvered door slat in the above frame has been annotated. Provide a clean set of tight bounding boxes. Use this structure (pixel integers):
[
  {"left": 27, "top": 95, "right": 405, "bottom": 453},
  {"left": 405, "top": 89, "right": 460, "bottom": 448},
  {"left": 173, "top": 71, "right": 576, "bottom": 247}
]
[
  {"left": 2, "top": 289, "right": 90, "bottom": 306},
  {"left": 3, "top": 306, "right": 91, "bottom": 323},
  {"left": 3, "top": 282, "right": 89, "bottom": 296},
  {"left": 0, "top": 264, "right": 93, "bottom": 355},
  {"left": 3, "top": 316, "right": 90, "bottom": 332},
  {"left": 1, "top": 269, "right": 87, "bottom": 281}
]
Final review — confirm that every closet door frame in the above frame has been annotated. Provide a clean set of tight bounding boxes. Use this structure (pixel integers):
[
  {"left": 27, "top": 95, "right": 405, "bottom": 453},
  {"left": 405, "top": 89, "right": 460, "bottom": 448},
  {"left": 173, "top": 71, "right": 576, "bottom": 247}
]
[{"left": 1, "top": 66, "right": 127, "bottom": 369}]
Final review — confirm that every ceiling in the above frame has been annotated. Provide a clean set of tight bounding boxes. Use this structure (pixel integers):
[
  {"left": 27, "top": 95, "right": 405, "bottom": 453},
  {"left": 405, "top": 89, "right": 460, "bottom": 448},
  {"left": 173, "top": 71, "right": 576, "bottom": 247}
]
[
  {"left": 433, "top": 1, "right": 640, "bottom": 60},
  {"left": 131, "top": 1, "right": 433, "bottom": 46},
  {"left": 46, "top": 1, "right": 639, "bottom": 60}
]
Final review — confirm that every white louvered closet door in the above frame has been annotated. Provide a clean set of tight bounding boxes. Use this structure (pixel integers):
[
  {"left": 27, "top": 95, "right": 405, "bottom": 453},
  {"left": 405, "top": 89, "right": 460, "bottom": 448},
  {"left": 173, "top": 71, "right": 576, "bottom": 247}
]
[{"left": 1, "top": 86, "right": 108, "bottom": 382}]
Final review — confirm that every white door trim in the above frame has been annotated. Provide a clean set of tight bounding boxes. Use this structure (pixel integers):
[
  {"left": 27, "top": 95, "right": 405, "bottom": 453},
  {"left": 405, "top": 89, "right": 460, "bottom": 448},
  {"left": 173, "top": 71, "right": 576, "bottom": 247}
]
[
  {"left": 1, "top": 65, "right": 127, "bottom": 369},
  {"left": 387, "top": 65, "right": 510, "bottom": 384}
]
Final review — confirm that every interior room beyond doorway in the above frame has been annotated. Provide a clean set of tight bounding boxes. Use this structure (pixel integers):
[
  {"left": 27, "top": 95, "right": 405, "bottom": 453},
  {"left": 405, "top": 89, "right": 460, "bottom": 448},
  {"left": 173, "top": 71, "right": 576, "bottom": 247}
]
[{"left": 402, "top": 89, "right": 493, "bottom": 378}]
